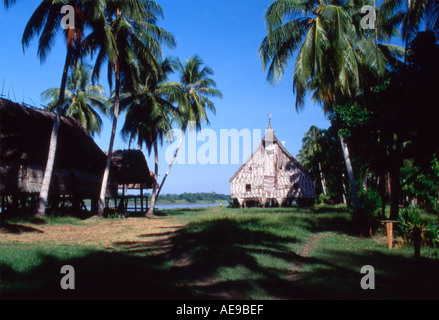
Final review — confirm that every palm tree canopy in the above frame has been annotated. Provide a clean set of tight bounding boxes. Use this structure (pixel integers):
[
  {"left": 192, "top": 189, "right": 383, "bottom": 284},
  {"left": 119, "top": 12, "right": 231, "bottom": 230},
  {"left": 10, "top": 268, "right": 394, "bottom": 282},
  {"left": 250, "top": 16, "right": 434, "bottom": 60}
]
[
  {"left": 3, "top": 0, "right": 18, "bottom": 8},
  {"left": 381, "top": 0, "right": 439, "bottom": 43},
  {"left": 172, "top": 55, "right": 223, "bottom": 132},
  {"left": 21, "top": 0, "right": 105, "bottom": 64},
  {"left": 121, "top": 57, "right": 181, "bottom": 155},
  {"left": 88, "top": 0, "right": 177, "bottom": 95},
  {"left": 259, "top": 0, "right": 403, "bottom": 111},
  {"left": 42, "top": 62, "right": 108, "bottom": 136}
]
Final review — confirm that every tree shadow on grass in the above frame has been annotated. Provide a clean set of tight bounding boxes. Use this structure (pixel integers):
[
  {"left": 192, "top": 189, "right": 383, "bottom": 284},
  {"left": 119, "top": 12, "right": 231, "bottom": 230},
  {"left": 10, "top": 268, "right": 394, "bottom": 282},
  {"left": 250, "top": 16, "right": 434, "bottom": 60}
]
[
  {"left": 283, "top": 249, "right": 439, "bottom": 300},
  {"left": 0, "top": 217, "right": 304, "bottom": 300},
  {"left": 0, "top": 223, "right": 44, "bottom": 234},
  {"left": 2, "top": 214, "right": 439, "bottom": 300}
]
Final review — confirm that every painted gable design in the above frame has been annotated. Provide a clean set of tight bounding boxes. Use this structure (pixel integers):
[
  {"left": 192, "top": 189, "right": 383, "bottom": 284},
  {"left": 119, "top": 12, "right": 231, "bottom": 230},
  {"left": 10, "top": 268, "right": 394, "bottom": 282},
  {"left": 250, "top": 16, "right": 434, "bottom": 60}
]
[{"left": 229, "top": 121, "right": 314, "bottom": 207}]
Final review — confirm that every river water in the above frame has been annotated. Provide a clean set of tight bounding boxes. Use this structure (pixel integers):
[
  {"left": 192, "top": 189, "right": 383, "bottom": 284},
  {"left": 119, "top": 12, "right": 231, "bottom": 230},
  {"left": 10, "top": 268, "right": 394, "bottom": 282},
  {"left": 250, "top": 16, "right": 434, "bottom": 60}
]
[{"left": 148, "top": 203, "right": 226, "bottom": 210}]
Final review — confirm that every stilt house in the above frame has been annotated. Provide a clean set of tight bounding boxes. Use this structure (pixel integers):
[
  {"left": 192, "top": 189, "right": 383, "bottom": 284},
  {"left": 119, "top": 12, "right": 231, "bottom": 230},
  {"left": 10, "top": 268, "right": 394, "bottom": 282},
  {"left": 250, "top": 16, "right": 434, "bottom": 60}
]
[{"left": 106, "top": 149, "right": 156, "bottom": 215}]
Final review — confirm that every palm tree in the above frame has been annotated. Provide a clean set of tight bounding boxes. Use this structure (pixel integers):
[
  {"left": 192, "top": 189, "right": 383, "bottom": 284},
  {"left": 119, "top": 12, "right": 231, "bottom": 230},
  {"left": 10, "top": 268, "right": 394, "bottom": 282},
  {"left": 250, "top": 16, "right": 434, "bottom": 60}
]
[
  {"left": 121, "top": 57, "right": 180, "bottom": 217},
  {"left": 380, "top": 0, "right": 439, "bottom": 62},
  {"left": 91, "top": 0, "right": 176, "bottom": 216},
  {"left": 154, "top": 55, "right": 223, "bottom": 200},
  {"left": 21, "top": 0, "right": 105, "bottom": 217},
  {"left": 372, "top": 0, "right": 439, "bottom": 220},
  {"left": 298, "top": 126, "right": 327, "bottom": 196},
  {"left": 42, "top": 62, "right": 108, "bottom": 136},
  {"left": 259, "top": 0, "right": 391, "bottom": 212},
  {"left": 2, "top": 0, "right": 17, "bottom": 8}
]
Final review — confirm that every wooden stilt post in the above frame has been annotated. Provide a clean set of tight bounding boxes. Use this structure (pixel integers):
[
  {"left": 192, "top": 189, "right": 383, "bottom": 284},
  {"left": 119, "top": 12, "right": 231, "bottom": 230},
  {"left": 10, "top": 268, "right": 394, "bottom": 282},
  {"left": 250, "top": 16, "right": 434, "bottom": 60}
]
[
  {"left": 140, "top": 186, "right": 144, "bottom": 214},
  {"left": 134, "top": 195, "right": 137, "bottom": 213}
]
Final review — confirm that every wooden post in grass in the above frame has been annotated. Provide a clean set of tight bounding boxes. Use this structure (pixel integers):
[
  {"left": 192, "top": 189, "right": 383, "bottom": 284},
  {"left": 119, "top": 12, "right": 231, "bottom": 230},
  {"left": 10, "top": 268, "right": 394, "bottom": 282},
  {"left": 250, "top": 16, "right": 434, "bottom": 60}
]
[
  {"left": 387, "top": 222, "right": 393, "bottom": 249},
  {"left": 380, "top": 220, "right": 397, "bottom": 249}
]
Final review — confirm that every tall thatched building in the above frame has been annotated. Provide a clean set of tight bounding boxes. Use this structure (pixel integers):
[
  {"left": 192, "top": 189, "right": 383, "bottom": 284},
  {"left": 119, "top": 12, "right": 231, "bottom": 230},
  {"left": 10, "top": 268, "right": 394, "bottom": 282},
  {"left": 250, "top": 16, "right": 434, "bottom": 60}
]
[{"left": 229, "top": 121, "right": 314, "bottom": 207}]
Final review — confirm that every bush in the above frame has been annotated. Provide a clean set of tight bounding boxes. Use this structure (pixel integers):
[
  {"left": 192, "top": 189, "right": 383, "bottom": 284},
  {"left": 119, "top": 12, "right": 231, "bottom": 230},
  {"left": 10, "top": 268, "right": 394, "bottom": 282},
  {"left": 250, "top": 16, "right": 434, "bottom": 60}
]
[
  {"left": 317, "top": 193, "right": 330, "bottom": 205},
  {"left": 359, "top": 189, "right": 382, "bottom": 218},
  {"left": 425, "top": 223, "right": 439, "bottom": 248},
  {"left": 396, "top": 206, "right": 439, "bottom": 248}
]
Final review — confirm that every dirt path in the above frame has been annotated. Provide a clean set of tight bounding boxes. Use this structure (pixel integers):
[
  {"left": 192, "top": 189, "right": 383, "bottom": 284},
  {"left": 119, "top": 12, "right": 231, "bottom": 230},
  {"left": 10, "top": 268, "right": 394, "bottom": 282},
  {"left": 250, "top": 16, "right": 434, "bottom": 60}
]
[
  {"left": 0, "top": 216, "right": 186, "bottom": 248},
  {"left": 288, "top": 232, "right": 327, "bottom": 281}
]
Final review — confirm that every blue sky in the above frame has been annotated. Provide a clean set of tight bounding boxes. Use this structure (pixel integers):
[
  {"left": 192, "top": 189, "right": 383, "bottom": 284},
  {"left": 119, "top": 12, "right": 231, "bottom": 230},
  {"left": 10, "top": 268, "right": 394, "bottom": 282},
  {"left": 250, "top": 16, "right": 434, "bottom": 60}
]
[{"left": 0, "top": 0, "right": 331, "bottom": 195}]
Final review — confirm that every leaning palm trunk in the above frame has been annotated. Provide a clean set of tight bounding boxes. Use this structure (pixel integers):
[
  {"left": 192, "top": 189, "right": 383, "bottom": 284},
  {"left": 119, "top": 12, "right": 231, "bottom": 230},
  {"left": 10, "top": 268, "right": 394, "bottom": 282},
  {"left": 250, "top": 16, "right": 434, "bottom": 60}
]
[
  {"left": 98, "top": 62, "right": 121, "bottom": 216},
  {"left": 318, "top": 162, "right": 327, "bottom": 196},
  {"left": 146, "top": 140, "right": 159, "bottom": 217},
  {"left": 339, "top": 135, "right": 361, "bottom": 212},
  {"left": 155, "top": 123, "right": 187, "bottom": 200},
  {"left": 373, "top": 0, "right": 381, "bottom": 84},
  {"left": 36, "top": 48, "right": 72, "bottom": 217}
]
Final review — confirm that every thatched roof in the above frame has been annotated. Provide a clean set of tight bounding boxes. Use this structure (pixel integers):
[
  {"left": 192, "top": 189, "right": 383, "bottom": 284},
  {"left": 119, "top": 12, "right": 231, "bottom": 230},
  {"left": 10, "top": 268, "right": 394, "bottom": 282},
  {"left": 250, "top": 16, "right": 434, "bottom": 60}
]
[
  {"left": 109, "top": 149, "right": 155, "bottom": 189},
  {"left": 0, "top": 98, "right": 117, "bottom": 196},
  {"left": 0, "top": 98, "right": 110, "bottom": 174}
]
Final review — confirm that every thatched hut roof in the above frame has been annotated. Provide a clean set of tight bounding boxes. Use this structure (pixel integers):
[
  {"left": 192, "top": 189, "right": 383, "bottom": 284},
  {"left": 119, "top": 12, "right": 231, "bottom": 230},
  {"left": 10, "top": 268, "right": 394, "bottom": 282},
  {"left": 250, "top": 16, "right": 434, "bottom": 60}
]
[
  {"left": 0, "top": 98, "right": 109, "bottom": 174},
  {"left": 108, "top": 149, "right": 155, "bottom": 189},
  {"left": 0, "top": 98, "right": 117, "bottom": 196}
]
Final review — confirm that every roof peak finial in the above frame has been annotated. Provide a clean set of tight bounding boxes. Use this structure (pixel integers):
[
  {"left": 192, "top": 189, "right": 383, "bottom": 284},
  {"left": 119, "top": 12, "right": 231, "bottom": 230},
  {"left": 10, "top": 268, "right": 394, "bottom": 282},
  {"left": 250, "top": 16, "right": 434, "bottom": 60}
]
[{"left": 267, "top": 114, "right": 272, "bottom": 128}]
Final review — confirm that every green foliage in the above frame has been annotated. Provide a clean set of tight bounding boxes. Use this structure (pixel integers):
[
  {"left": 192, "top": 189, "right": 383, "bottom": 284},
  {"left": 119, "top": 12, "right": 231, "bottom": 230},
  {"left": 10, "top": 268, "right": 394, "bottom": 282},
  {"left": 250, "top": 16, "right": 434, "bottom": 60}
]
[
  {"left": 396, "top": 206, "right": 439, "bottom": 248},
  {"left": 425, "top": 223, "right": 439, "bottom": 249},
  {"left": 153, "top": 192, "right": 230, "bottom": 204},
  {"left": 397, "top": 206, "right": 424, "bottom": 240},
  {"left": 331, "top": 101, "right": 373, "bottom": 138},
  {"left": 401, "top": 154, "right": 439, "bottom": 212},
  {"left": 318, "top": 193, "right": 331, "bottom": 205},
  {"left": 359, "top": 189, "right": 382, "bottom": 217}
]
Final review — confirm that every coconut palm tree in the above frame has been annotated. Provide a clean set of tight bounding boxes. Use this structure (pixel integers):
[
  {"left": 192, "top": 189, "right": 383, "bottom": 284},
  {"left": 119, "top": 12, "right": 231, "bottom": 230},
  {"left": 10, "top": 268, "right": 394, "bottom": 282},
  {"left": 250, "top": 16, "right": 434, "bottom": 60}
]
[
  {"left": 121, "top": 57, "right": 181, "bottom": 217},
  {"left": 259, "top": 0, "right": 393, "bottom": 212},
  {"left": 21, "top": 0, "right": 105, "bottom": 217},
  {"left": 298, "top": 126, "right": 327, "bottom": 196},
  {"left": 2, "top": 0, "right": 17, "bottom": 8},
  {"left": 90, "top": 0, "right": 176, "bottom": 216},
  {"left": 42, "top": 62, "right": 108, "bottom": 136},
  {"left": 154, "top": 55, "right": 223, "bottom": 200},
  {"left": 371, "top": 0, "right": 439, "bottom": 220},
  {"left": 380, "top": 0, "right": 439, "bottom": 62}
]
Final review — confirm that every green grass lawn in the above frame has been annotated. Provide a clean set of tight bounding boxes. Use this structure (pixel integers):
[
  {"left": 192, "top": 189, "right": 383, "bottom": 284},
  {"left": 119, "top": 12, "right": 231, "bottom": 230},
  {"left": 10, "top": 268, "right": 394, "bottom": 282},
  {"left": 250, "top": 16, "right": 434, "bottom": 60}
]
[{"left": 1, "top": 205, "right": 438, "bottom": 300}]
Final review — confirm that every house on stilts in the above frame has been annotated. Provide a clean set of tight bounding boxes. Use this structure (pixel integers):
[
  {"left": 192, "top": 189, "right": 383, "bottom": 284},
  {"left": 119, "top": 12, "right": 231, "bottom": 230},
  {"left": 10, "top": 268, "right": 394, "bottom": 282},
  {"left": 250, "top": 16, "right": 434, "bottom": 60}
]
[
  {"left": 106, "top": 149, "right": 156, "bottom": 216},
  {"left": 0, "top": 98, "right": 154, "bottom": 217},
  {"left": 229, "top": 120, "right": 315, "bottom": 208}
]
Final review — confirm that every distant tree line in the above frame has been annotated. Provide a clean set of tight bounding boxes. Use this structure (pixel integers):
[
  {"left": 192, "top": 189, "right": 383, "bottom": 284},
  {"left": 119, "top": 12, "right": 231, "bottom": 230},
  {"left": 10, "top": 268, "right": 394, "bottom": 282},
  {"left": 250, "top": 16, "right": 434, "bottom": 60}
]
[{"left": 144, "top": 192, "right": 230, "bottom": 204}]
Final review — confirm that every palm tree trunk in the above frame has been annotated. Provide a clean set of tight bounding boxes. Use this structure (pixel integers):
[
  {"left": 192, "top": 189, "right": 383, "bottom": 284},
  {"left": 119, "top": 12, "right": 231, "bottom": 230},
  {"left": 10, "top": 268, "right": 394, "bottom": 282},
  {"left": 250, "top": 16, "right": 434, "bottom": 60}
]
[
  {"left": 155, "top": 124, "right": 187, "bottom": 200},
  {"left": 389, "top": 135, "right": 402, "bottom": 220},
  {"left": 98, "top": 62, "right": 121, "bottom": 216},
  {"left": 339, "top": 135, "right": 361, "bottom": 212},
  {"left": 404, "top": 0, "right": 412, "bottom": 65},
  {"left": 373, "top": 0, "right": 381, "bottom": 84},
  {"left": 341, "top": 173, "right": 347, "bottom": 204},
  {"left": 36, "top": 47, "right": 72, "bottom": 217},
  {"left": 146, "top": 140, "right": 159, "bottom": 217},
  {"left": 318, "top": 162, "right": 327, "bottom": 196}
]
